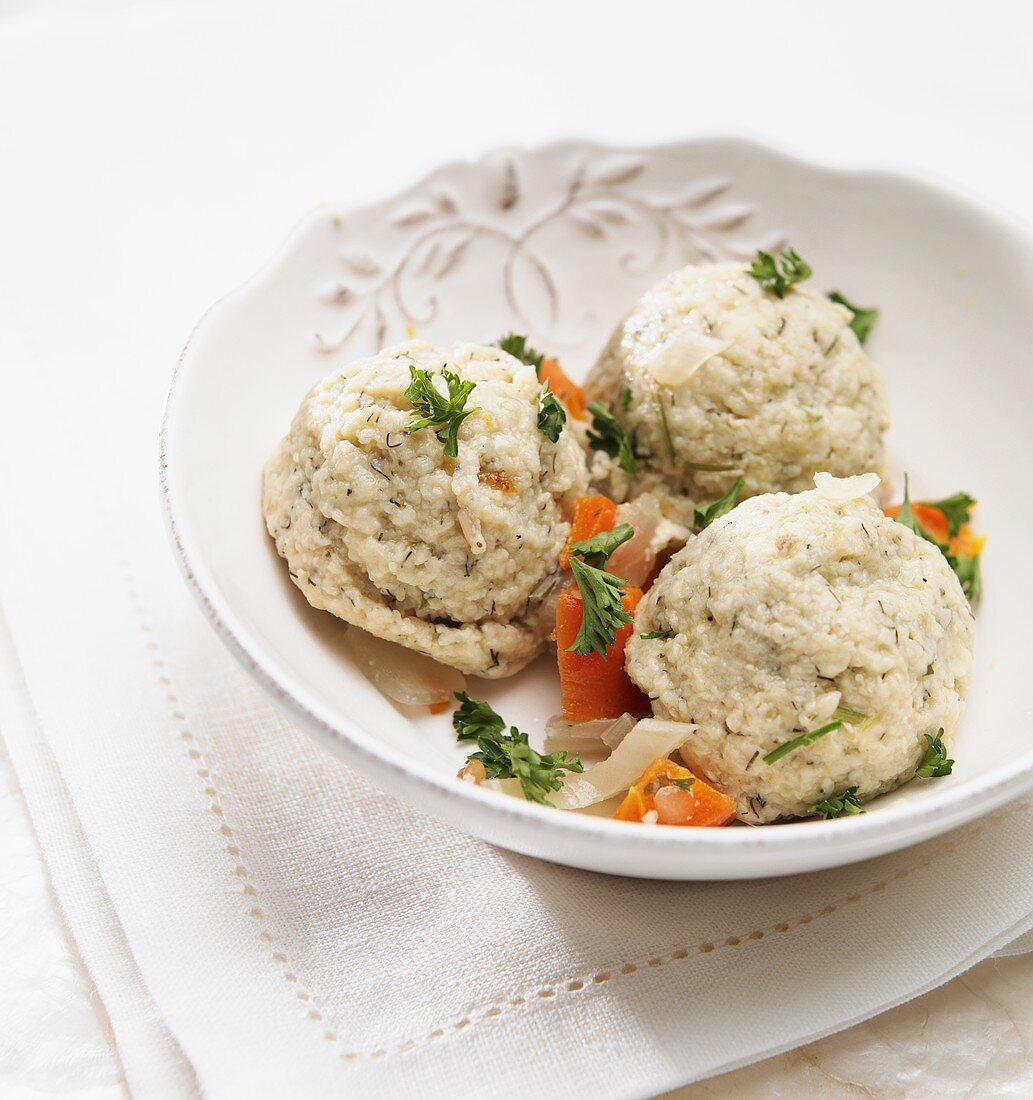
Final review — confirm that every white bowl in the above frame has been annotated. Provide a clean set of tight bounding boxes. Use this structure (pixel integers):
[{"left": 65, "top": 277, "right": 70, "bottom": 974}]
[{"left": 161, "top": 138, "right": 1033, "bottom": 879}]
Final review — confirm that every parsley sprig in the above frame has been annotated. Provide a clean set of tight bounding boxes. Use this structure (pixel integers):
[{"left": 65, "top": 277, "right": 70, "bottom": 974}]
[
  {"left": 568, "top": 524, "right": 633, "bottom": 568},
  {"left": 893, "top": 476, "right": 983, "bottom": 601},
  {"left": 498, "top": 334, "right": 570, "bottom": 442},
  {"left": 828, "top": 291, "right": 879, "bottom": 345},
  {"left": 802, "top": 732, "right": 953, "bottom": 815},
  {"left": 404, "top": 365, "right": 478, "bottom": 458},
  {"left": 452, "top": 692, "right": 582, "bottom": 804},
  {"left": 566, "top": 524, "right": 635, "bottom": 656},
  {"left": 748, "top": 247, "right": 812, "bottom": 298},
  {"left": 498, "top": 333, "right": 544, "bottom": 373},
  {"left": 808, "top": 786, "right": 864, "bottom": 819},
  {"left": 763, "top": 719, "right": 843, "bottom": 765},
  {"left": 764, "top": 705, "right": 871, "bottom": 765},
  {"left": 915, "top": 729, "right": 954, "bottom": 778},
  {"left": 894, "top": 474, "right": 934, "bottom": 543},
  {"left": 537, "top": 387, "right": 566, "bottom": 442},
  {"left": 693, "top": 476, "right": 745, "bottom": 531},
  {"left": 950, "top": 553, "right": 982, "bottom": 603},
  {"left": 831, "top": 704, "right": 874, "bottom": 731},
  {"left": 586, "top": 402, "right": 639, "bottom": 475},
  {"left": 568, "top": 559, "right": 634, "bottom": 656},
  {"left": 925, "top": 492, "right": 975, "bottom": 538}
]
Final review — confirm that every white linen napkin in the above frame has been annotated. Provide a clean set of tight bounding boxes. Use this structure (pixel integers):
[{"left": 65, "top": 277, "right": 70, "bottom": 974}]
[
  {"left": 0, "top": 359, "right": 1031, "bottom": 1100},
  {"left": 3, "top": 7, "right": 1033, "bottom": 1096}
]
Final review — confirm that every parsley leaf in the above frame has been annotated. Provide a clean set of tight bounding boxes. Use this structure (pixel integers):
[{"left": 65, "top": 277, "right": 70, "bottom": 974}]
[
  {"left": 808, "top": 786, "right": 864, "bottom": 819},
  {"left": 567, "top": 523, "right": 633, "bottom": 569},
  {"left": 452, "top": 692, "right": 582, "bottom": 804},
  {"left": 693, "top": 476, "right": 745, "bottom": 531},
  {"left": 765, "top": 705, "right": 873, "bottom": 765},
  {"left": 948, "top": 551, "right": 982, "bottom": 602},
  {"left": 452, "top": 691, "right": 505, "bottom": 743},
  {"left": 498, "top": 333, "right": 544, "bottom": 373},
  {"left": 586, "top": 401, "right": 639, "bottom": 475},
  {"left": 924, "top": 492, "right": 976, "bottom": 538},
  {"left": 506, "top": 741, "right": 583, "bottom": 804},
  {"left": 565, "top": 525, "right": 635, "bottom": 654},
  {"left": 895, "top": 477, "right": 983, "bottom": 602},
  {"left": 640, "top": 629, "right": 673, "bottom": 640},
  {"left": 536, "top": 387, "right": 566, "bottom": 442},
  {"left": 831, "top": 704, "right": 874, "bottom": 731},
  {"left": 567, "top": 557, "right": 634, "bottom": 656},
  {"left": 748, "top": 247, "right": 812, "bottom": 298},
  {"left": 404, "top": 365, "right": 478, "bottom": 458},
  {"left": 764, "top": 720, "right": 843, "bottom": 765},
  {"left": 620, "top": 384, "right": 633, "bottom": 409},
  {"left": 828, "top": 291, "right": 879, "bottom": 345},
  {"left": 895, "top": 474, "right": 946, "bottom": 548},
  {"left": 915, "top": 729, "right": 954, "bottom": 778}
]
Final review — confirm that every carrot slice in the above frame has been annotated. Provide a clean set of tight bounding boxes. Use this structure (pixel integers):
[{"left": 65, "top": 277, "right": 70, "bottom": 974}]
[
  {"left": 614, "top": 757, "right": 736, "bottom": 826},
  {"left": 539, "top": 356, "right": 587, "bottom": 420},
  {"left": 614, "top": 787, "right": 649, "bottom": 823},
  {"left": 684, "top": 777, "right": 738, "bottom": 827},
  {"left": 555, "top": 586, "right": 650, "bottom": 722},
  {"left": 884, "top": 502, "right": 950, "bottom": 545},
  {"left": 427, "top": 700, "right": 450, "bottom": 715},
  {"left": 560, "top": 495, "right": 618, "bottom": 568},
  {"left": 949, "top": 524, "right": 986, "bottom": 558}
]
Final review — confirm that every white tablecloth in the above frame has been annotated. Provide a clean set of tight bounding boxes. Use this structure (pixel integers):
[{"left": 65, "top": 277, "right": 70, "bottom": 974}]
[{"left": 2, "top": 2, "right": 1032, "bottom": 1096}]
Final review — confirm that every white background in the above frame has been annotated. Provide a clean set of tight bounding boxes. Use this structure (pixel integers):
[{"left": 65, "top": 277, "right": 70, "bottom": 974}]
[{"left": 2, "top": 0, "right": 1032, "bottom": 1095}]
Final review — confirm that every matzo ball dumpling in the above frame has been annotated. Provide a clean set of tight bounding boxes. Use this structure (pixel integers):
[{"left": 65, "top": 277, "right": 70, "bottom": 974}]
[
  {"left": 585, "top": 261, "right": 889, "bottom": 520},
  {"left": 262, "top": 340, "right": 588, "bottom": 677},
  {"left": 626, "top": 476, "right": 973, "bottom": 822}
]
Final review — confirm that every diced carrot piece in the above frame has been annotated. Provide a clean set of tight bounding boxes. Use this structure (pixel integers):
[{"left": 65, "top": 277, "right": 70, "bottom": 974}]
[
  {"left": 613, "top": 757, "right": 736, "bottom": 827},
  {"left": 555, "top": 586, "right": 650, "bottom": 722},
  {"left": 539, "top": 356, "right": 587, "bottom": 420},
  {"left": 560, "top": 495, "right": 618, "bottom": 568},
  {"left": 884, "top": 502, "right": 950, "bottom": 545},
  {"left": 688, "top": 778, "right": 739, "bottom": 827},
  {"left": 949, "top": 524, "right": 986, "bottom": 558},
  {"left": 428, "top": 700, "right": 450, "bottom": 715},
  {"left": 632, "top": 758, "right": 683, "bottom": 790},
  {"left": 613, "top": 787, "right": 649, "bottom": 822}
]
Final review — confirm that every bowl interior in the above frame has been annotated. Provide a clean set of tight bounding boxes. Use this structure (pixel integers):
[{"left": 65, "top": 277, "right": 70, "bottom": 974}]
[{"left": 163, "top": 139, "right": 1033, "bottom": 874}]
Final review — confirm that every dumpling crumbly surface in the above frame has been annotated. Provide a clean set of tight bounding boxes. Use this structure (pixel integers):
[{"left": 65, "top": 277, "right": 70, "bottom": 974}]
[
  {"left": 627, "top": 485, "right": 974, "bottom": 822},
  {"left": 262, "top": 340, "right": 588, "bottom": 677},
  {"left": 585, "top": 261, "right": 890, "bottom": 520}
]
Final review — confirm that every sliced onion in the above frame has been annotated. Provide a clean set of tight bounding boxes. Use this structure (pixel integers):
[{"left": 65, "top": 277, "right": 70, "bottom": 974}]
[
  {"left": 609, "top": 494, "right": 689, "bottom": 587},
  {"left": 482, "top": 777, "right": 526, "bottom": 799},
  {"left": 539, "top": 571, "right": 575, "bottom": 631},
  {"left": 643, "top": 328, "right": 730, "bottom": 387},
  {"left": 813, "top": 471, "right": 881, "bottom": 500},
  {"left": 530, "top": 569, "right": 562, "bottom": 602},
  {"left": 457, "top": 508, "right": 487, "bottom": 554},
  {"left": 544, "top": 712, "right": 636, "bottom": 755},
  {"left": 343, "top": 628, "right": 465, "bottom": 706},
  {"left": 609, "top": 497, "right": 660, "bottom": 585},
  {"left": 601, "top": 712, "right": 639, "bottom": 750},
  {"left": 550, "top": 718, "right": 696, "bottom": 810}
]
